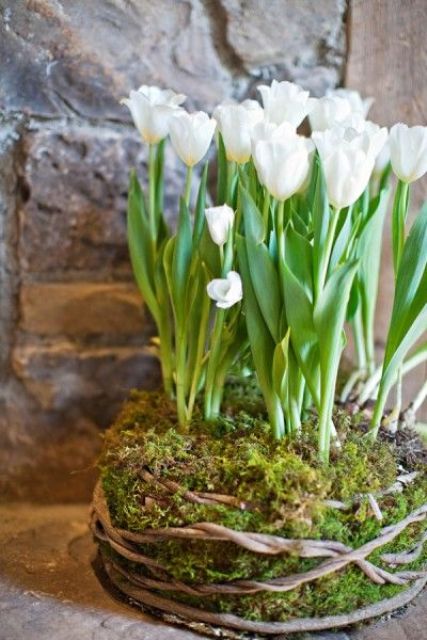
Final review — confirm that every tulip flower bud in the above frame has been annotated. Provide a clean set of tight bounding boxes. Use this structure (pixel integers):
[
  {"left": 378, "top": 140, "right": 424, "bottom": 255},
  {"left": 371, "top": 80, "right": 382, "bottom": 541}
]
[
  {"left": 207, "top": 271, "right": 243, "bottom": 309},
  {"left": 205, "top": 205, "right": 235, "bottom": 246},
  {"left": 308, "top": 96, "right": 353, "bottom": 132},
  {"left": 326, "top": 88, "right": 374, "bottom": 118},
  {"left": 120, "top": 85, "right": 186, "bottom": 144},
  {"left": 313, "top": 124, "right": 387, "bottom": 209},
  {"left": 169, "top": 111, "right": 216, "bottom": 167},
  {"left": 389, "top": 123, "right": 427, "bottom": 183},
  {"left": 214, "top": 102, "right": 263, "bottom": 164},
  {"left": 258, "top": 80, "right": 311, "bottom": 128},
  {"left": 252, "top": 129, "right": 313, "bottom": 201}
]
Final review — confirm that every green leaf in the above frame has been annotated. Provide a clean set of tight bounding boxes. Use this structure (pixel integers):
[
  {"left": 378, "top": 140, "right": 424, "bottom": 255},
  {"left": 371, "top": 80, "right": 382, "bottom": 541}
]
[
  {"left": 154, "top": 139, "right": 165, "bottom": 225},
  {"left": 198, "top": 224, "right": 221, "bottom": 277},
  {"left": 282, "top": 262, "right": 320, "bottom": 405},
  {"left": 245, "top": 158, "right": 260, "bottom": 202},
  {"left": 312, "top": 157, "right": 330, "bottom": 294},
  {"left": 127, "top": 170, "right": 159, "bottom": 322},
  {"left": 162, "top": 236, "right": 176, "bottom": 308},
  {"left": 240, "top": 183, "right": 266, "bottom": 244},
  {"left": 272, "top": 329, "right": 290, "bottom": 400},
  {"left": 357, "top": 186, "right": 390, "bottom": 343},
  {"left": 172, "top": 197, "right": 193, "bottom": 326},
  {"left": 315, "top": 260, "right": 359, "bottom": 379},
  {"left": 347, "top": 279, "right": 360, "bottom": 321},
  {"left": 284, "top": 224, "right": 313, "bottom": 300},
  {"left": 236, "top": 236, "right": 275, "bottom": 395},
  {"left": 246, "top": 237, "right": 282, "bottom": 343},
  {"left": 329, "top": 207, "right": 352, "bottom": 270},
  {"left": 185, "top": 262, "right": 210, "bottom": 393},
  {"left": 314, "top": 260, "right": 359, "bottom": 410},
  {"left": 385, "top": 203, "right": 427, "bottom": 362}
]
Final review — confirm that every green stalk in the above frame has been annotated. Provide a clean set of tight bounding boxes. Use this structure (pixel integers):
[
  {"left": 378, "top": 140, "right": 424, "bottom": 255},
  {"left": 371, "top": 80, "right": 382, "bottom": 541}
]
[
  {"left": 362, "top": 302, "right": 376, "bottom": 377},
  {"left": 148, "top": 144, "right": 157, "bottom": 248},
  {"left": 158, "top": 312, "right": 175, "bottom": 398},
  {"left": 266, "top": 393, "right": 285, "bottom": 440},
  {"left": 187, "top": 292, "right": 211, "bottom": 419},
  {"left": 392, "top": 180, "right": 410, "bottom": 276},
  {"left": 226, "top": 160, "right": 236, "bottom": 205},
  {"left": 184, "top": 165, "right": 193, "bottom": 207},
  {"left": 318, "top": 389, "right": 335, "bottom": 463},
  {"left": 314, "top": 207, "right": 341, "bottom": 461},
  {"left": 175, "top": 328, "right": 188, "bottom": 428},
  {"left": 370, "top": 383, "right": 387, "bottom": 441},
  {"left": 276, "top": 199, "right": 286, "bottom": 289},
  {"left": 204, "top": 309, "right": 226, "bottom": 420}
]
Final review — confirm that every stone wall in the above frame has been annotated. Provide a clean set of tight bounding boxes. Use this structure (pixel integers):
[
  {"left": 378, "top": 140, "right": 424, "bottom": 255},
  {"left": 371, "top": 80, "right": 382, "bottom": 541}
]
[{"left": 0, "top": 0, "right": 348, "bottom": 492}]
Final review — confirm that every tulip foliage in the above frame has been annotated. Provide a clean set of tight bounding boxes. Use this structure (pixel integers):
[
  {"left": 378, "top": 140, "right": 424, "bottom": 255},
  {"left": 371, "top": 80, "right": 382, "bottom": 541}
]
[{"left": 123, "top": 81, "right": 427, "bottom": 462}]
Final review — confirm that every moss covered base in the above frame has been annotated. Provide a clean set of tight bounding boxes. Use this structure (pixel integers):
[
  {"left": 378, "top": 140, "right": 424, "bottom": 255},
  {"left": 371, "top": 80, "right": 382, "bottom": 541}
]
[{"left": 96, "top": 384, "right": 427, "bottom": 630}]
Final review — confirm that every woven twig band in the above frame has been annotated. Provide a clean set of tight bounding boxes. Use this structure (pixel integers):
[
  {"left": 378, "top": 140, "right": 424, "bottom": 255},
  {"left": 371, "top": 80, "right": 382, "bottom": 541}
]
[{"left": 91, "top": 480, "right": 427, "bottom": 634}]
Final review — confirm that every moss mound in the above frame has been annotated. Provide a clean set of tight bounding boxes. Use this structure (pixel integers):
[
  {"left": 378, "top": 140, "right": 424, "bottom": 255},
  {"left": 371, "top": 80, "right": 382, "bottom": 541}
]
[{"left": 99, "top": 384, "right": 427, "bottom": 623}]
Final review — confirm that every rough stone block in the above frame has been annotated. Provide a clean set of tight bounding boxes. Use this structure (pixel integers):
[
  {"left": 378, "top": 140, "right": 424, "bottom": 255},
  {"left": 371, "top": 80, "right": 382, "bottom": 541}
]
[
  {"left": 12, "top": 342, "right": 160, "bottom": 425},
  {"left": 18, "top": 124, "right": 184, "bottom": 275},
  {"left": 0, "top": 0, "right": 234, "bottom": 118},
  {"left": 20, "top": 281, "right": 145, "bottom": 337},
  {"left": 220, "top": 0, "right": 347, "bottom": 95},
  {"left": 18, "top": 125, "right": 141, "bottom": 275}
]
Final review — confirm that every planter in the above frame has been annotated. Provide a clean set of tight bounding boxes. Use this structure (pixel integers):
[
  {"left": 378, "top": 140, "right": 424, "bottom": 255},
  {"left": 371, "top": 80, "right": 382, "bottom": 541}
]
[{"left": 91, "top": 389, "right": 427, "bottom": 636}]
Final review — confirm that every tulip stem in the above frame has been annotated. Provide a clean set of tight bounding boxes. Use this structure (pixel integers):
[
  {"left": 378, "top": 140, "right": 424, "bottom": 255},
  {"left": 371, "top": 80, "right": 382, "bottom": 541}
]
[
  {"left": 175, "top": 328, "right": 189, "bottom": 429},
  {"left": 187, "top": 290, "right": 211, "bottom": 420},
  {"left": 276, "top": 199, "right": 286, "bottom": 290},
  {"left": 262, "top": 191, "right": 270, "bottom": 230},
  {"left": 148, "top": 144, "right": 157, "bottom": 248},
  {"left": 158, "top": 313, "right": 175, "bottom": 399},
  {"left": 392, "top": 180, "right": 410, "bottom": 277},
  {"left": 226, "top": 161, "right": 236, "bottom": 205},
  {"left": 184, "top": 165, "right": 193, "bottom": 206}
]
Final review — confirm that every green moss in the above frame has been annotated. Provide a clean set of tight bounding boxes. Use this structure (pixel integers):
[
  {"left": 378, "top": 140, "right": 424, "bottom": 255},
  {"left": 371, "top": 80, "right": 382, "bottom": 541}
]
[{"left": 99, "top": 386, "right": 427, "bottom": 623}]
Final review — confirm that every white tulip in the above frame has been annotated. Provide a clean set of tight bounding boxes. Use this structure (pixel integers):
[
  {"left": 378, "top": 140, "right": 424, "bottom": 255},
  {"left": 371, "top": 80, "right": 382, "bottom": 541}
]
[
  {"left": 121, "top": 85, "right": 186, "bottom": 144},
  {"left": 250, "top": 120, "right": 295, "bottom": 146},
  {"left": 252, "top": 129, "right": 313, "bottom": 201},
  {"left": 169, "top": 111, "right": 216, "bottom": 167},
  {"left": 389, "top": 123, "right": 427, "bottom": 183},
  {"left": 326, "top": 88, "right": 374, "bottom": 117},
  {"left": 207, "top": 271, "right": 243, "bottom": 309},
  {"left": 308, "top": 96, "right": 353, "bottom": 132},
  {"left": 313, "top": 126, "right": 387, "bottom": 209},
  {"left": 258, "top": 80, "right": 311, "bottom": 128},
  {"left": 205, "top": 205, "right": 235, "bottom": 246},
  {"left": 214, "top": 101, "right": 263, "bottom": 164}
]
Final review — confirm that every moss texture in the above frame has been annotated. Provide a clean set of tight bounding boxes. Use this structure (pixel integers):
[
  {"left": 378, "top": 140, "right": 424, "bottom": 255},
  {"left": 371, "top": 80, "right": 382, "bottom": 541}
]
[{"left": 99, "top": 382, "right": 427, "bottom": 623}]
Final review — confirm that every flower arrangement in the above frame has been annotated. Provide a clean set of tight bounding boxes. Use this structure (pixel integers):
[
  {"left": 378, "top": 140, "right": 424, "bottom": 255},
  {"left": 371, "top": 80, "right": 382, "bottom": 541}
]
[
  {"left": 92, "top": 80, "right": 427, "bottom": 634},
  {"left": 121, "top": 81, "right": 427, "bottom": 461}
]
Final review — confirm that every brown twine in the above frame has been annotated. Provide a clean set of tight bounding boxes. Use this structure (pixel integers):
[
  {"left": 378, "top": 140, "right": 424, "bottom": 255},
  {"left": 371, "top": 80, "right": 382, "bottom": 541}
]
[{"left": 91, "top": 480, "right": 427, "bottom": 634}]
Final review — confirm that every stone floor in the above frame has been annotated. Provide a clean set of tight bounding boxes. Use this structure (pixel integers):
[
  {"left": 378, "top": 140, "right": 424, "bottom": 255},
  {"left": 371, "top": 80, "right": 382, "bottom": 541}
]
[{"left": 0, "top": 500, "right": 426, "bottom": 640}]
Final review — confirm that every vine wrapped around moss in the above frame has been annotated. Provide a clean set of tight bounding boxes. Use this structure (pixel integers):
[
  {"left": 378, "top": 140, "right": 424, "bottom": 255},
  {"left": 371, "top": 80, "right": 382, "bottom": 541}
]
[{"left": 96, "top": 388, "right": 427, "bottom": 625}]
